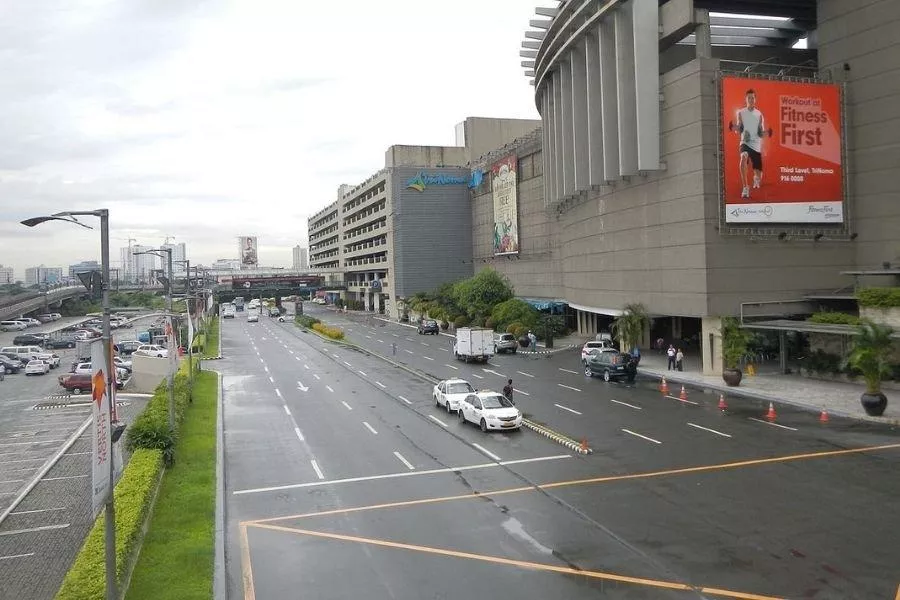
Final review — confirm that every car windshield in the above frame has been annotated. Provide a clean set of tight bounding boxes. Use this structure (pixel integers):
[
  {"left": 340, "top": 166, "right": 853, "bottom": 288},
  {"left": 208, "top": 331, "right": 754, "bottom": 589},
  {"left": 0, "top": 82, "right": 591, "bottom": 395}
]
[
  {"left": 425, "top": 320, "right": 436, "bottom": 326},
  {"left": 447, "top": 382, "right": 474, "bottom": 394},
  {"left": 481, "top": 394, "right": 513, "bottom": 409}
]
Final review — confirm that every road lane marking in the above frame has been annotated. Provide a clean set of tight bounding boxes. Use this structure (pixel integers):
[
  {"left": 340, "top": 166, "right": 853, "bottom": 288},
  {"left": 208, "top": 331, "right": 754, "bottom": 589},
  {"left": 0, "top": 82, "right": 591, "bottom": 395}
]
[
  {"left": 294, "top": 427, "right": 305, "bottom": 442},
  {"left": 303, "top": 364, "right": 309, "bottom": 369},
  {"left": 516, "top": 371, "right": 535, "bottom": 378},
  {"left": 559, "top": 368, "right": 579, "bottom": 374},
  {"left": 343, "top": 361, "right": 352, "bottom": 367},
  {"left": 423, "top": 356, "right": 434, "bottom": 361},
  {"left": 333, "top": 353, "right": 340, "bottom": 359},
  {"left": 9, "top": 507, "right": 66, "bottom": 516},
  {"left": 513, "top": 388, "right": 530, "bottom": 396},
  {"left": 471, "top": 374, "right": 483, "bottom": 379},
  {"left": 326, "top": 386, "right": 334, "bottom": 393},
  {"left": 0, "top": 553, "right": 35, "bottom": 561},
  {"left": 310, "top": 460, "right": 324, "bottom": 480},
  {"left": 375, "top": 381, "right": 386, "bottom": 389},
  {"left": 421, "top": 342, "right": 429, "bottom": 347},
  {"left": 263, "top": 366, "right": 269, "bottom": 373},
  {"left": 688, "top": 423, "right": 732, "bottom": 438},
  {"left": 0, "top": 479, "right": 24, "bottom": 485},
  {"left": 472, "top": 443, "right": 501, "bottom": 462},
  {"left": 444, "top": 364, "right": 459, "bottom": 370},
  {"left": 366, "top": 335, "right": 372, "bottom": 339},
  {"left": 610, "top": 399, "right": 642, "bottom": 410},
  {"left": 748, "top": 417, "right": 798, "bottom": 431},
  {"left": 558, "top": 383, "right": 581, "bottom": 392},
  {"left": 313, "top": 374, "right": 320, "bottom": 380},
  {"left": 297, "top": 381, "right": 309, "bottom": 392},
  {"left": 341, "top": 401, "right": 353, "bottom": 411},
  {"left": 288, "top": 350, "right": 294, "bottom": 355},
  {"left": 622, "top": 429, "right": 662, "bottom": 445},
  {"left": 0, "top": 523, "right": 70, "bottom": 537},
  {"left": 358, "top": 370, "right": 368, "bottom": 377},
  {"left": 428, "top": 415, "right": 448, "bottom": 428},
  {"left": 665, "top": 394, "right": 699, "bottom": 406},
  {"left": 554, "top": 404, "right": 582, "bottom": 415},
  {"left": 284, "top": 406, "right": 291, "bottom": 416},
  {"left": 398, "top": 396, "right": 412, "bottom": 405},
  {"left": 404, "top": 349, "right": 414, "bottom": 354},
  {"left": 233, "top": 455, "right": 572, "bottom": 495},
  {"left": 392, "top": 334, "right": 399, "bottom": 337},
  {"left": 275, "top": 389, "right": 283, "bottom": 399},
  {"left": 267, "top": 376, "right": 274, "bottom": 383},
  {"left": 363, "top": 422, "right": 378, "bottom": 435},
  {"left": 393, "top": 452, "right": 414, "bottom": 470},
  {"left": 377, "top": 339, "right": 385, "bottom": 344}
]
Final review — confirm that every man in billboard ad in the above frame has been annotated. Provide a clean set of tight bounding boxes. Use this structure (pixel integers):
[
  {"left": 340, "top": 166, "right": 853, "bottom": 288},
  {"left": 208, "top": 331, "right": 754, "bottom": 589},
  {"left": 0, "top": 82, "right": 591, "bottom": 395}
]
[
  {"left": 721, "top": 77, "right": 844, "bottom": 224},
  {"left": 492, "top": 155, "right": 519, "bottom": 255},
  {"left": 239, "top": 236, "right": 258, "bottom": 266}
]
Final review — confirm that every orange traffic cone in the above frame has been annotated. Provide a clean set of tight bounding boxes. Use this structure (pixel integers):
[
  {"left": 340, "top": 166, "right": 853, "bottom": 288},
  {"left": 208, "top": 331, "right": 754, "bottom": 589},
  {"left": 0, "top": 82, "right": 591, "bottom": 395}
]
[
  {"left": 659, "top": 377, "right": 669, "bottom": 395},
  {"left": 819, "top": 409, "right": 829, "bottom": 424},
  {"left": 718, "top": 394, "right": 727, "bottom": 411},
  {"left": 765, "top": 402, "right": 777, "bottom": 421},
  {"left": 580, "top": 439, "right": 589, "bottom": 452},
  {"left": 679, "top": 386, "right": 688, "bottom": 401}
]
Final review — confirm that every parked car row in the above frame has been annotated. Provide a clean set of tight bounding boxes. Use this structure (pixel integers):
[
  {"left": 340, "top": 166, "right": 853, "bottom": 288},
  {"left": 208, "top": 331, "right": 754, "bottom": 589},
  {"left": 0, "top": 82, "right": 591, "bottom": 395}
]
[
  {"left": 0, "top": 347, "right": 62, "bottom": 377},
  {"left": 432, "top": 378, "right": 523, "bottom": 432}
]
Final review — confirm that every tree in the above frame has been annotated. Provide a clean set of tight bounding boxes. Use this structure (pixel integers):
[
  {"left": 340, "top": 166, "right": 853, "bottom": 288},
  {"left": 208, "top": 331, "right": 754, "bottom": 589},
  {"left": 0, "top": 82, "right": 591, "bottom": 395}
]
[
  {"left": 490, "top": 298, "right": 538, "bottom": 332},
  {"left": 721, "top": 317, "right": 752, "bottom": 370},
  {"left": 452, "top": 268, "right": 514, "bottom": 323},
  {"left": 848, "top": 320, "right": 895, "bottom": 394},
  {"left": 610, "top": 303, "right": 650, "bottom": 350}
]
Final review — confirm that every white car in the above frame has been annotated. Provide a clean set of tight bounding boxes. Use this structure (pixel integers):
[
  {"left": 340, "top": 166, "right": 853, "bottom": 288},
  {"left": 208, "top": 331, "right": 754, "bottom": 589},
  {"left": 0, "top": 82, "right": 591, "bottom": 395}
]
[
  {"left": 73, "top": 362, "right": 130, "bottom": 380},
  {"left": 37, "top": 352, "right": 61, "bottom": 369},
  {"left": 433, "top": 379, "right": 476, "bottom": 414},
  {"left": 134, "top": 344, "right": 168, "bottom": 358},
  {"left": 581, "top": 340, "right": 616, "bottom": 365},
  {"left": 0, "top": 321, "right": 27, "bottom": 332},
  {"left": 113, "top": 356, "right": 132, "bottom": 371},
  {"left": 16, "top": 318, "right": 42, "bottom": 328},
  {"left": 457, "top": 390, "right": 523, "bottom": 432},
  {"left": 25, "top": 360, "right": 50, "bottom": 375}
]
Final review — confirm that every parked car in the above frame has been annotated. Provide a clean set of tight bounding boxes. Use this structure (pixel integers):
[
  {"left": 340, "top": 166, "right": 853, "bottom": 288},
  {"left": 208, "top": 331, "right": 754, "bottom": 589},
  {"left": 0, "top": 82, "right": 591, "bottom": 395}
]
[
  {"left": 433, "top": 379, "right": 476, "bottom": 413},
  {"left": 37, "top": 352, "right": 61, "bottom": 369},
  {"left": 0, "top": 355, "right": 23, "bottom": 374},
  {"left": 13, "top": 333, "right": 49, "bottom": 347},
  {"left": 134, "top": 344, "right": 168, "bottom": 358},
  {"left": 58, "top": 372, "right": 124, "bottom": 394},
  {"left": 583, "top": 349, "right": 637, "bottom": 382},
  {"left": 1, "top": 321, "right": 28, "bottom": 332},
  {"left": 15, "top": 318, "right": 41, "bottom": 328},
  {"left": 25, "top": 360, "right": 50, "bottom": 375},
  {"left": 37, "top": 314, "right": 55, "bottom": 323},
  {"left": 457, "top": 390, "right": 523, "bottom": 432},
  {"left": 493, "top": 332, "right": 518, "bottom": 354},
  {"left": 417, "top": 319, "right": 440, "bottom": 335},
  {"left": 1, "top": 346, "right": 45, "bottom": 363},
  {"left": 113, "top": 356, "right": 132, "bottom": 372},
  {"left": 50, "top": 313, "right": 62, "bottom": 321},
  {"left": 115, "top": 341, "right": 142, "bottom": 356},
  {"left": 46, "top": 336, "right": 77, "bottom": 349},
  {"left": 71, "top": 362, "right": 130, "bottom": 381},
  {"left": 581, "top": 340, "right": 616, "bottom": 365}
]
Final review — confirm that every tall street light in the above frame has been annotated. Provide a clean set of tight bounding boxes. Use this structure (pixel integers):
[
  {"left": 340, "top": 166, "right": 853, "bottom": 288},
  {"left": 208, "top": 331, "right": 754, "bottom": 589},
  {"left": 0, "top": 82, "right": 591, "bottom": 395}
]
[
  {"left": 21, "top": 209, "right": 123, "bottom": 600},
  {"left": 134, "top": 247, "right": 175, "bottom": 431},
  {"left": 173, "top": 259, "right": 194, "bottom": 399}
]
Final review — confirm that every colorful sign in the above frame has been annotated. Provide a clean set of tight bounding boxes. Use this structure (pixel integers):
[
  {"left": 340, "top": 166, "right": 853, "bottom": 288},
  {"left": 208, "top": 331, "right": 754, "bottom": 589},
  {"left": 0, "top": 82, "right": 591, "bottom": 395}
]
[
  {"left": 721, "top": 76, "right": 844, "bottom": 224},
  {"left": 405, "top": 171, "right": 470, "bottom": 192},
  {"left": 491, "top": 155, "right": 519, "bottom": 255},
  {"left": 91, "top": 341, "right": 111, "bottom": 517},
  {"left": 239, "top": 236, "right": 258, "bottom": 266}
]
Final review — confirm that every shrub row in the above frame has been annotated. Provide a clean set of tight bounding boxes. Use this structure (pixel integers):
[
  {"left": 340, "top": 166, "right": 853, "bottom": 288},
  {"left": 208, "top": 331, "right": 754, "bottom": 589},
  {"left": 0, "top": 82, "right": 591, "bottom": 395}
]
[
  {"left": 125, "top": 362, "right": 195, "bottom": 466},
  {"left": 295, "top": 315, "right": 321, "bottom": 328},
  {"left": 857, "top": 287, "right": 900, "bottom": 309},
  {"left": 312, "top": 322, "right": 345, "bottom": 340},
  {"left": 55, "top": 449, "right": 164, "bottom": 600},
  {"left": 809, "top": 311, "right": 859, "bottom": 326}
]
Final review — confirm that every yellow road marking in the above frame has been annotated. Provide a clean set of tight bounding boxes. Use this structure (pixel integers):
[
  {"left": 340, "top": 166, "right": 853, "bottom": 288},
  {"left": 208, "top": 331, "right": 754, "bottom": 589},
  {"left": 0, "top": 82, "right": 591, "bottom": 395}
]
[
  {"left": 895, "top": 583, "right": 899, "bottom": 600},
  {"left": 251, "top": 522, "right": 785, "bottom": 600},
  {"left": 239, "top": 523, "right": 255, "bottom": 600},
  {"left": 247, "top": 442, "right": 900, "bottom": 525}
]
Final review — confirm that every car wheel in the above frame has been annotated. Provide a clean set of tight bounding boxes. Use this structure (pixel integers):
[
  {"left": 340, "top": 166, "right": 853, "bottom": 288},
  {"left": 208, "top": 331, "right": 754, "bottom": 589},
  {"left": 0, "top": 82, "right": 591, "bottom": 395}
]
[
  {"left": 480, "top": 419, "right": 488, "bottom": 433},
  {"left": 435, "top": 394, "right": 440, "bottom": 408},
  {"left": 458, "top": 409, "right": 465, "bottom": 424},
  {"left": 72, "top": 387, "right": 82, "bottom": 395},
  {"left": 511, "top": 349, "right": 516, "bottom": 354},
  {"left": 603, "top": 369, "right": 611, "bottom": 382},
  {"left": 446, "top": 400, "right": 453, "bottom": 414},
  {"left": 584, "top": 366, "right": 592, "bottom": 377}
]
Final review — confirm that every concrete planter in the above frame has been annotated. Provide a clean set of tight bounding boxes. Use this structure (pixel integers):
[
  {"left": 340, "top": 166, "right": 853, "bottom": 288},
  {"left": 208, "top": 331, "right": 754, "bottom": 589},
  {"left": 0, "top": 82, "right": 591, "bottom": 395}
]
[{"left": 859, "top": 306, "right": 900, "bottom": 329}]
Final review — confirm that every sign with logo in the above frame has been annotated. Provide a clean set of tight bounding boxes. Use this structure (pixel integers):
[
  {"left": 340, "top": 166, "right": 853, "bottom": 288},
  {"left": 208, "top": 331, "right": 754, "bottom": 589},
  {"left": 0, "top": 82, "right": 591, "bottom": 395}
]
[
  {"left": 721, "top": 76, "right": 844, "bottom": 224},
  {"left": 405, "top": 171, "right": 472, "bottom": 192},
  {"left": 91, "top": 341, "right": 111, "bottom": 517},
  {"left": 491, "top": 154, "right": 519, "bottom": 255}
]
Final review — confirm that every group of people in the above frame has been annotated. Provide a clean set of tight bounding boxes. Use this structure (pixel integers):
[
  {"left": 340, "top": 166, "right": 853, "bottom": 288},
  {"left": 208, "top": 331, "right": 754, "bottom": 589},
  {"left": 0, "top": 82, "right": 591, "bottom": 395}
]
[{"left": 665, "top": 343, "right": 685, "bottom": 372}]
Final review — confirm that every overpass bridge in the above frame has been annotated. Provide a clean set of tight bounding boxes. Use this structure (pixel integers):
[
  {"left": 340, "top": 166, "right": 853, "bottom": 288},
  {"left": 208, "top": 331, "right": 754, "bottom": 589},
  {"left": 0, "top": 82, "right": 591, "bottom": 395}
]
[{"left": 0, "top": 286, "right": 88, "bottom": 321}]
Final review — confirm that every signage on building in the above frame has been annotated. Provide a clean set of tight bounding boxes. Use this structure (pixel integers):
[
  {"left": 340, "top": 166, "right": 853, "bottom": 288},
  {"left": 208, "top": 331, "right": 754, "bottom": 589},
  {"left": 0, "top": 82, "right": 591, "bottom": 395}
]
[
  {"left": 720, "top": 76, "right": 845, "bottom": 224},
  {"left": 231, "top": 275, "right": 324, "bottom": 290},
  {"left": 405, "top": 171, "right": 473, "bottom": 192},
  {"left": 491, "top": 154, "right": 520, "bottom": 255},
  {"left": 238, "top": 236, "right": 258, "bottom": 267}
]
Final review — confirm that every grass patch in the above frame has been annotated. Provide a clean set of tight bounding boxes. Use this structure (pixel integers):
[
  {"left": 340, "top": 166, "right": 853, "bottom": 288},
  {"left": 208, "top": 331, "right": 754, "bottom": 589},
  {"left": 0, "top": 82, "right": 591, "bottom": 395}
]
[
  {"left": 125, "top": 370, "right": 218, "bottom": 600},
  {"left": 201, "top": 317, "right": 220, "bottom": 358}
]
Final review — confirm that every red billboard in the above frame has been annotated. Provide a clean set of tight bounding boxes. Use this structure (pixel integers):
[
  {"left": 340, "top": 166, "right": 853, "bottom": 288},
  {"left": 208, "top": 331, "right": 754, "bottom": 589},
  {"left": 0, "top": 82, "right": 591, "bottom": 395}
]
[{"left": 721, "top": 76, "right": 844, "bottom": 224}]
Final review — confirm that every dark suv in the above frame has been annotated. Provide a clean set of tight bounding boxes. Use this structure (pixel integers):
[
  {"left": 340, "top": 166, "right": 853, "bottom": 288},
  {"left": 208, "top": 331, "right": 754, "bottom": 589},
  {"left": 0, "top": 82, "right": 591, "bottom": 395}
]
[
  {"left": 417, "top": 319, "right": 439, "bottom": 335},
  {"left": 13, "top": 333, "right": 48, "bottom": 347},
  {"left": 584, "top": 350, "right": 637, "bottom": 382}
]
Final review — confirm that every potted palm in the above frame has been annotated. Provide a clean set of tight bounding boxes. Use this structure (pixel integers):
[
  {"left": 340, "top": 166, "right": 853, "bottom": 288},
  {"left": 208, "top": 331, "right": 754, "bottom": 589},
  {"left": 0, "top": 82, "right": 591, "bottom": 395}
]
[
  {"left": 847, "top": 320, "right": 894, "bottom": 416},
  {"left": 721, "top": 317, "right": 751, "bottom": 386},
  {"left": 611, "top": 303, "right": 650, "bottom": 356}
]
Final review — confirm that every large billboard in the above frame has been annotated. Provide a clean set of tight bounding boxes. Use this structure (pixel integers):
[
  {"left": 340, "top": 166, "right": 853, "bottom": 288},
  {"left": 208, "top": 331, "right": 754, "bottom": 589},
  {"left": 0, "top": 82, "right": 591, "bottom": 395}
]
[
  {"left": 491, "top": 155, "right": 519, "bottom": 255},
  {"left": 239, "top": 236, "right": 258, "bottom": 267},
  {"left": 721, "top": 76, "right": 844, "bottom": 224}
]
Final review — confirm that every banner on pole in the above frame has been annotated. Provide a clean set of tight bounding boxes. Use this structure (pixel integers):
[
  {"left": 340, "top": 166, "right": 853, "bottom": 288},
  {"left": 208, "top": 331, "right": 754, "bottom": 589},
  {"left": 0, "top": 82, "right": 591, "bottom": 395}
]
[{"left": 90, "top": 341, "right": 111, "bottom": 517}]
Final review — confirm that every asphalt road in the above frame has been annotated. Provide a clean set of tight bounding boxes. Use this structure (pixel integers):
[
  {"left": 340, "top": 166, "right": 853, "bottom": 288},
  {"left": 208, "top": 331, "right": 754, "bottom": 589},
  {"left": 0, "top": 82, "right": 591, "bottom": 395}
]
[{"left": 223, "top": 306, "right": 900, "bottom": 600}]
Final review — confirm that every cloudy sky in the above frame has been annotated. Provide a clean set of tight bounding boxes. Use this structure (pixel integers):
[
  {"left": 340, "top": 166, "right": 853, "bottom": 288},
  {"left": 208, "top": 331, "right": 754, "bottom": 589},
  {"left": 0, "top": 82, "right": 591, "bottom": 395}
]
[{"left": 0, "top": 0, "right": 540, "bottom": 277}]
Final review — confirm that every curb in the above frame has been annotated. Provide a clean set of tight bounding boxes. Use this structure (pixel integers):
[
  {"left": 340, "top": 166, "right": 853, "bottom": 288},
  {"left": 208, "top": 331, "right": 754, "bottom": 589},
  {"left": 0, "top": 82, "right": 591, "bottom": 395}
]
[
  {"left": 517, "top": 345, "right": 577, "bottom": 356},
  {"left": 213, "top": 370, "right": 227, "bottom": 600},
  {"left": 522, "top": 419, "right": 592, "bottom": 454},
  {"left": 643, "top": 368, "right": 900, "bottom": 427}
]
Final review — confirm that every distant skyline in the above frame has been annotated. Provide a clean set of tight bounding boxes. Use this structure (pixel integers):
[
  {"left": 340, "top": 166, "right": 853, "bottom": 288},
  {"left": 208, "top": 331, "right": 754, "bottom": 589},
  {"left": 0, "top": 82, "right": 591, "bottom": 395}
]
[{"left": 0, "top": 1, "right": 540, "bottom": 273}]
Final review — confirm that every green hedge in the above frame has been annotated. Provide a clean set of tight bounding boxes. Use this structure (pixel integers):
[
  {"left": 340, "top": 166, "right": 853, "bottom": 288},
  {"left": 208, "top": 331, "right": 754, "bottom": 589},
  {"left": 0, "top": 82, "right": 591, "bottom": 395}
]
[
  {"left": 809, "top": 311, "right": 859, "bottom": 325},
  {"left": 55, "top": 449, "right": 163, "bottom": 600},
  {"left": 190, "top": 334, "right": 206, "bottom": 354},
  {"left": 857, "top": 287, "right": 900, "bottom": 308},
  {"left": 295, "top": 315, "right": 321, "bottom": 328},
  {"left": 201, "top": 316, "right": 219, "bottom": 359},
  {"left": 125, "top": 362, "right": 195, "bottom": 465}
]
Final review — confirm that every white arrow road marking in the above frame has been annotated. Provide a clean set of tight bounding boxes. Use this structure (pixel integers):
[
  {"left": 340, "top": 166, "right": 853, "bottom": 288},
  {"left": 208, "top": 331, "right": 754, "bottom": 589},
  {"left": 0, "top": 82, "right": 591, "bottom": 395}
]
[
  {"left": 471, "top": 443, "right": 501, "bottom": 462},
  {"left": 554, "top": 403, "right": 582, "bottom": 415},
  {"left": 393, "top": 451, "right": 414, "bottom": 470},
  {"left": 310, "top": 460, "right": 324, "bottom": 480},
  {"left": 622, "top": 429, "right": 662, "bottom": 444},
  {"left": 428, "top": 415, "right": 448, "bottom": 428},
  {"left": 363, "top": 422, "right": 378, "bottom": 435},
  {"left": 688, "top": 422, "right": 732, "bottom": 438},
  {"left": 297, "top": 381, "right": 309, "bottom": 392}
]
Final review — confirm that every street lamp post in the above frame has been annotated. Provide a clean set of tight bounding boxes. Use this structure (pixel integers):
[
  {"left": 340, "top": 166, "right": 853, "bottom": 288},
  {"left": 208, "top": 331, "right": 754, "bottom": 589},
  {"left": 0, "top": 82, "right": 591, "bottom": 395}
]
[
  {"left": 134, "top": 248, "right": 175, "bottom": 431},
  {"left": 21, "top": 210, "right": 120, "bottom": 600},
  {"left": 174, "top": 259, "right": 194, "bottom": 400}
]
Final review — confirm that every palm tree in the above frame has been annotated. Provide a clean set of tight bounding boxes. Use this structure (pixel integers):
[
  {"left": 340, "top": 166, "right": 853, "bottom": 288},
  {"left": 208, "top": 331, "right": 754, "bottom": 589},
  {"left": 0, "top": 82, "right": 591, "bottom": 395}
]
[
  {"left": 611, "top": 303, "right": 649, "bottom": 351},
  {"left": 848, "top": 319, "right": 895, "bottom": 399}
]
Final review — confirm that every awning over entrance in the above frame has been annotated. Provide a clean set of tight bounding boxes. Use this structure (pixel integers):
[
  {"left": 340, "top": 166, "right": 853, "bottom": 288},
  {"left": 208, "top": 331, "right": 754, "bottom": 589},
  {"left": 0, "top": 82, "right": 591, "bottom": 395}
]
[
  {"left": 742, "top": 319, "right": 900, "bottom": 339},
  {"left": 520, "top": 297, "right": 568, "bottom": 313}
]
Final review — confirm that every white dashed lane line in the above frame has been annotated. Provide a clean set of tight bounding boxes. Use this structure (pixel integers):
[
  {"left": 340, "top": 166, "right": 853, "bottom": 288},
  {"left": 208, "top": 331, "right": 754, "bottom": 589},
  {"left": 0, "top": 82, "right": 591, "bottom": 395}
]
[
  {"left": 275, "top": 389, "right": 282, "bottom": 399},
  {"left": 471, "top": 443, "right": 501, "bottom": 462},
  {"left": 404, "top": 349, "right": 414, "bottom": 354},
  {"left": 558, "top": 383, "right": 582, "bottom": 392},
  {"left": 471, "top": 374, "right": 483, "bottom": 379},
  {"left": 513, "top": 388, "right": 530, "bottom": 396},
  {"left": 517, "top": 371, "right": 535, "bottom": 378},
  {"left": 428, "top": 415, "right": 448, "bottom": 428},
  {"left": 326, "top": 386, "right": 334, "bottom": 393},
  {"left": 343, "top": 361, "right": 352, "bottom": 367},
  {"left": 375, "top": 381, "right": 386, "bottom": 389},
  {"left": 610, "top": 399, "right": 642, "bottom": 410},
  {"left": 399, "top": 396, "right": 412, "bottom": 405},
  {"left": 423, "top": 356, "right": 434, "bottom": 361},
  {"left": 363, "top": 422, "right": 378, "bottom": 435},
  {"left": 341, "top": 401, "right": 353, "bottom": 411},
  {"left": 294, "top": 427, "right": 305, "bottom": 441},
  {"left": 559, "top": 368, "right": 579, "bottom": 374},
  {"left": 748, "top": 417, "right": 797, "bottom": 431},
  {"left": 393, "top": 451, "right": 415, "bottom": 470},
  {"left": 358, "top": 370, "right": 368, "bottom": 377},
  {"left": 622, "top": 429, "right": 662, "bottom": 444},
  {"left": 283, "top": 406, "right": 292, "bottom": 416},
  {"left": 444, "top": 364, "right": 459, "bottom": 370},
  {"left": 313, "top": 374, "right": 320, "bottom": 380},
  {"left": 554, "top": 403, "right": 582, "bottom": 415},
  {"left": 688, "top": 422, "right": 732, "bottom": 438},
  {"left": 310, "top": 460, "right": 325, "bottom": 480}
]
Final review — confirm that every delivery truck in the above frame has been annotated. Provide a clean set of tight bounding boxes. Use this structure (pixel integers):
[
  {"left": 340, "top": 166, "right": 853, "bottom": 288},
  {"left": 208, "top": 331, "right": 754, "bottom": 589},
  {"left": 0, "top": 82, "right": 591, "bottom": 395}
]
[{"left": 453, "top": 327, "right": 494, "bottom": 363}]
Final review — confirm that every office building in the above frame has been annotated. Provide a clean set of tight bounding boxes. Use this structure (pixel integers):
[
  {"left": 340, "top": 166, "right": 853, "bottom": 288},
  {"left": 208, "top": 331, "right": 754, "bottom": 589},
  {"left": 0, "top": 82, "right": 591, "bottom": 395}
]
[
  {"left": 162, "top": 242, "right": 187, "bottom": 274},
  {"left": 25, "top": 266, "right": 63, "bottom": 287},
  {"left": 129, "top": 246, "right": 158, "bottom": 284},
  {"left": 212, "top": 258, "right": 240, "bottom": 271},
  {"left": 0, "top": 265, "right": 14, "bottom": 284},
  {"left": 68, "top": 261, "right": 101, "bottom": 280},
  {"left": 292, "top": 246, "right": 309, "bottom": 270}
]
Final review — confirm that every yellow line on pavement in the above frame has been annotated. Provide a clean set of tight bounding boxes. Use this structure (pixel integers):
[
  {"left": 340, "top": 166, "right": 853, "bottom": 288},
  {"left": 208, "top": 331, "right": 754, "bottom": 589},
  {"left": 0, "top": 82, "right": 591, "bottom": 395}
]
[
  {"left": 239, "top": 523, "right": 255, "bottom": 600},
  {"left": 894, "top": 582, "right": 899, "bottom": 600},
  {"left": 250, "top": 522, "right": 786, "bottom": 600},
  {"left": 245, "top": 442, "right": 900, "bottom": 526}
]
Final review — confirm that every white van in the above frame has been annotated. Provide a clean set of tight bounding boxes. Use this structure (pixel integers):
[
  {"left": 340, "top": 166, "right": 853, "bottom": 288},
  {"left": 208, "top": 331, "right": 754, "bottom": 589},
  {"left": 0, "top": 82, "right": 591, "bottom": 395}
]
[
  {"left": 1, "top": 346, "right": 45, "bottom": 362},
  {"left": 1, "top": 321, "right": 27, "bottom": 332}
]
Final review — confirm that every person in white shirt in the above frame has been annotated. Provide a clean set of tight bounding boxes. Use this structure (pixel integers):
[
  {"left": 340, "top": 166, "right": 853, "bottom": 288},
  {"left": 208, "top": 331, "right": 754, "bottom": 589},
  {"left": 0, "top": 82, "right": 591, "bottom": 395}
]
[{"left": 731, "top": 89, "right": 771, "bottom": 199}]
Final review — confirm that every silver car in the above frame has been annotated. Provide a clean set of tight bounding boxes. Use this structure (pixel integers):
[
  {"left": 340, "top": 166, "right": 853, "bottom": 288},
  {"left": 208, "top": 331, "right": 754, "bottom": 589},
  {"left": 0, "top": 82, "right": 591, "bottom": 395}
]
[{"left": 493, "top": 332, "right": 518, "bottom": 354}]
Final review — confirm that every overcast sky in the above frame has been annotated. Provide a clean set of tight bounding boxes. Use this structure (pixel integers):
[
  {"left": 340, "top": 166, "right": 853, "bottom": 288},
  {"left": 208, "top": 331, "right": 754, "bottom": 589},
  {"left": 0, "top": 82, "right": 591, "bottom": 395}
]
[{"left": 0, "top": 0, "right": 540, "bottom": 277}]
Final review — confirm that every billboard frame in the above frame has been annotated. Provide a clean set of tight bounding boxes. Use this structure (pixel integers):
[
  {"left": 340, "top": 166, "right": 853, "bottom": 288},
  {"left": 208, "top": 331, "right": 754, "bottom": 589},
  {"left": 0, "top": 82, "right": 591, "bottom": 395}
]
[
  {"left": 491, "top": 153, "right": 520, "bottom": 256},
  {"left": 715, "top": 70, "right": 851, "bottom": 239}
]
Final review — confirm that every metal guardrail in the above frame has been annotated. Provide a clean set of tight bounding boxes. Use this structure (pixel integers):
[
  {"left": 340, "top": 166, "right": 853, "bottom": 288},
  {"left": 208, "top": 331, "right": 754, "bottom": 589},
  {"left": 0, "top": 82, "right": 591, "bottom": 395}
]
[{"left": 0, "top": 286, "right": 86, "bottom": 321}]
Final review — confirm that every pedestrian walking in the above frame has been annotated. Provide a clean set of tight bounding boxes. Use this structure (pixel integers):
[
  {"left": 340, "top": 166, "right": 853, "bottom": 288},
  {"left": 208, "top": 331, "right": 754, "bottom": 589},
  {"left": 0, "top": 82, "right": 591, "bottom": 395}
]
[
  {"left": 528, "top": 331, "right": 537, "bottom": 352},
  {"left": 391, "top": 342, "right": 397, "bottom": 356},
  {"left": 503, "top": 379, "right": 514, "bottom": 404},
  {"left": 631, "top": 345, "right": 641, "bottom": 366},
  {"left": 656, "top": 337, "right": 665, "bottom": 354},
  {"left": 676, "top": 348, "right": 684, "bottom": 372},
  {"left": 666, "top": 344, "right": 677, "bottom": 370}
]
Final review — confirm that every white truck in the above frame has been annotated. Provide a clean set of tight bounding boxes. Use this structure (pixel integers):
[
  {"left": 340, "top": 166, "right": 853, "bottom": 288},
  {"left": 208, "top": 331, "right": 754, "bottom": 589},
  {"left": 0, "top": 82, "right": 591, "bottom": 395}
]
[
  {"left": 453, "top": 327, "right": 494, "bottom": 363},
  {"left": 222, "top": 303, "right": 236, "bottom": 319},
  {"left": 281, "top": 301, "right": 298, "bottom": 317}
]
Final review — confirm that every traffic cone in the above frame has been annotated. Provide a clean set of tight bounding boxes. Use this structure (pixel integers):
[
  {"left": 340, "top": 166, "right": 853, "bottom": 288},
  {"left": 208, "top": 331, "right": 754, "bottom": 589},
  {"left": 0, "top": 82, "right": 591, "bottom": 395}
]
[
  {"left": 765, "top": 402, "right": 777, "bottom": 421},
  {"left": 819, "top": 409, "right": 829, "bottom": 424},
  {"left": 579, "top": 439, "right": 589, "bottom": 452},
  {"left": 717, "top": 394, "right": 727, "bottom": 411},
  {"left": 659, "top": 377, "right": 669, "bottom": 395},
  {"left": 679, "top": 385, "right": 688, "bottom": 401}
]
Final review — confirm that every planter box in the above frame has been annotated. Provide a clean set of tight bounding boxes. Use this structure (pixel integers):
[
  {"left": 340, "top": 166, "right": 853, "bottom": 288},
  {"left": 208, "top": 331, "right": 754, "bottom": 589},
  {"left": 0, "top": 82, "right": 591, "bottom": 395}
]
[{"left": 860, "top": 306, "right": 900, "bottom": 329}]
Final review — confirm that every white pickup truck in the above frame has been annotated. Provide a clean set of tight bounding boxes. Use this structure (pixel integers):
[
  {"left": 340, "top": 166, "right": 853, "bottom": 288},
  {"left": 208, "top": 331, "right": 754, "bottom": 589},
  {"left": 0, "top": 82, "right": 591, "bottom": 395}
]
[{"left": 453, "top": 327, "right": 494, "bottom": 363}]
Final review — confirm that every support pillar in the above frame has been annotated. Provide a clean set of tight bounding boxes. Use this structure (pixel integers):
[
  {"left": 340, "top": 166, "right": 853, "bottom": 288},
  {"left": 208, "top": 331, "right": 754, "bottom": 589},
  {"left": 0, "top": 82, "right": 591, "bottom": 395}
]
[
  {"left": 701, "top": 317, "right": 723, "bottom": 376},
  {"left": 779, "top": 330, "right": 788, "bottom": 374},
  {"left": 363, "top": 292, "right": 371, "bottom": 312},
  {"left": 695, "top": 9, "right": 712, "bottom": 59}
]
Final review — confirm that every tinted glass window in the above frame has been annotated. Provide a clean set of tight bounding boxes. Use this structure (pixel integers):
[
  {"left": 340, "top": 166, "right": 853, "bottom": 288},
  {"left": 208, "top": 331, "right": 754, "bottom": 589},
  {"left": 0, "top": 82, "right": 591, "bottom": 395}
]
[
  {"left": 481, "top": 394, "right": 513, "bottom": 409},
  {"left": 447, "top": 382, "right": 474, "bottom": 394}
]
